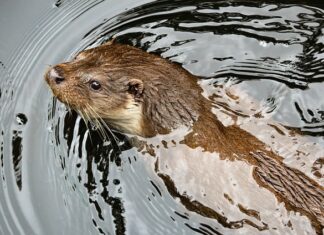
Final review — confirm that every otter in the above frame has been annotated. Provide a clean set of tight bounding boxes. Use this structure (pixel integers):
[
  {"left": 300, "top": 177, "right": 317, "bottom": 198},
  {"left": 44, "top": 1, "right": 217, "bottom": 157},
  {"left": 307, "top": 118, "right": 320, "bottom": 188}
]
[{"left": 45, "top": 41, "right": 324, "bottom": 233}]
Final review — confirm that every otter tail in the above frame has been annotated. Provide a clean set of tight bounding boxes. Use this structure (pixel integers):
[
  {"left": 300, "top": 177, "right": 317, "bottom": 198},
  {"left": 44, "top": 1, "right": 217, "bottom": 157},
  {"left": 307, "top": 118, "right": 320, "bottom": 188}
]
[{"left": 251, "top": 152, "right": 324, "bottom": 234}]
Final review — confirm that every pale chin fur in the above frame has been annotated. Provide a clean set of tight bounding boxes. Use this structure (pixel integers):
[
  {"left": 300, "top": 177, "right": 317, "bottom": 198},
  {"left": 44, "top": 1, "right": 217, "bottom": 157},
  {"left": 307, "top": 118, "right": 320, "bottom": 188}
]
[{"left": 105, "top": 99, "right": 143, "bottom": 135}]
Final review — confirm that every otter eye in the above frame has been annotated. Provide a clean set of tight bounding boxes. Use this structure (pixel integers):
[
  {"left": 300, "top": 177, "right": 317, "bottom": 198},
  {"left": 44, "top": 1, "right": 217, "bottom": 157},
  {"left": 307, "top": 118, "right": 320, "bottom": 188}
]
[{"left": 90, "top": 81, "right": 101, "bottom": 91}]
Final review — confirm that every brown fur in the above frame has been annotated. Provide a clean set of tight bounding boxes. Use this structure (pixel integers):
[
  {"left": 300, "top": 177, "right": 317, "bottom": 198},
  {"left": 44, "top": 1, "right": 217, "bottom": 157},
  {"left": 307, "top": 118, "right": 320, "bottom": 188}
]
[{"left": 45, "top": 41, "right": 324, "bottom": 233}]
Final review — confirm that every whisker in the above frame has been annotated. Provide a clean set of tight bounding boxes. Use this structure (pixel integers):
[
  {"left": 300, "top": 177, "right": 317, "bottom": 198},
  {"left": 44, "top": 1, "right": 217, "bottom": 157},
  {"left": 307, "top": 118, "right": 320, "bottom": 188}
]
[
  {"left": 84, "top": 105, "right": 107, "bottom": 142},
  {"left": 79, "top": 109, "right": 93, "bottom": 143},
  {"left": 86, "top": 105, "right": 109, "bottom": 139},
  {"left": 86, "top": 105, "right": 122, "bottom": 153},
  {"left": 62, "top": 94, "right": 72, "bottom": 116}
]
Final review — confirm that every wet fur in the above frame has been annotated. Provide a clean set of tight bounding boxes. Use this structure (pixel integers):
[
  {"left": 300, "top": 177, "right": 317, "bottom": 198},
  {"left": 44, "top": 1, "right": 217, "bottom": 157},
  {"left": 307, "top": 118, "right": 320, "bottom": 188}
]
[{"left": 45, "top": 41, "right": 324, "bottom": 233}]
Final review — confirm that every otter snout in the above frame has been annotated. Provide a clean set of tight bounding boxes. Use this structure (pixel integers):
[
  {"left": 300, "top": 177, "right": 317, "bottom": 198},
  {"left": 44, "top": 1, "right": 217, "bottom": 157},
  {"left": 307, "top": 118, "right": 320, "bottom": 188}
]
[{"left": 46, "top": 66, "right": 65, "bottom": 85}]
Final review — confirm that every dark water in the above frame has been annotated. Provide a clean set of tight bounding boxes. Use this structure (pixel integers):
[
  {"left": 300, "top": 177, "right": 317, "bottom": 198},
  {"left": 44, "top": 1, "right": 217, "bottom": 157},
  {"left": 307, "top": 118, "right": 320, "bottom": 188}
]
[{"left": 0, "top": 0, "right": 324, "bottom": 234}]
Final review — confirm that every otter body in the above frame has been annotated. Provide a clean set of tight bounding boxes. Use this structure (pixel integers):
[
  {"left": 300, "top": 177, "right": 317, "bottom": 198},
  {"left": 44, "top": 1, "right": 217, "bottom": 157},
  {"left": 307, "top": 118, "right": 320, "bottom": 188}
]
[{"left": 45, "top": 41, "right": 324, "bottom": 233}]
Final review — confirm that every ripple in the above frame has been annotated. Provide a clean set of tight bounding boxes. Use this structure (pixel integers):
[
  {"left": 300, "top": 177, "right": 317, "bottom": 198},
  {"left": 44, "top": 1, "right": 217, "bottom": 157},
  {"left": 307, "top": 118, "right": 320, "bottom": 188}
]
[{"left": 1, "top": 0, "right": 324, "bottom": 234}]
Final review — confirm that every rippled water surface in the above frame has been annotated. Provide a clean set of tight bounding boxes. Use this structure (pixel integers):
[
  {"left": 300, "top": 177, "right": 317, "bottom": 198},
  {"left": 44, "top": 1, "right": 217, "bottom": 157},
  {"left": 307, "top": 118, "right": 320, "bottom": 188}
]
[{"left": 0, "top": 0, "right": 324, "bottom": 234}]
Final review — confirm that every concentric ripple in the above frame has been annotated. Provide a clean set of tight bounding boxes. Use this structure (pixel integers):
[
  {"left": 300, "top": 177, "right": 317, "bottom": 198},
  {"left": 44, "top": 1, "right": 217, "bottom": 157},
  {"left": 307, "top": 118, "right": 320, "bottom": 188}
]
[{"left": 0, "top": 1, "right": 324, "bottom": 235}]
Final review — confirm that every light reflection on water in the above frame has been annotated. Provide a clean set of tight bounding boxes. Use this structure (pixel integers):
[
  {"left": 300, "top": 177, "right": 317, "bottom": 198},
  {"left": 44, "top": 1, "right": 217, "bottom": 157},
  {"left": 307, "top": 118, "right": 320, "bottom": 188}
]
[{"left": 0, "top": 0, "right": 323, "bottom": 234}]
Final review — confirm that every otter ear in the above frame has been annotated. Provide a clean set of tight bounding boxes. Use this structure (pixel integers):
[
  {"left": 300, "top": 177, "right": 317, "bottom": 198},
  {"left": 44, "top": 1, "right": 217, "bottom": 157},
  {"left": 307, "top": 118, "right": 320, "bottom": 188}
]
[
  {"left": 75, "top": 51, "right": 87, "bottom": 60},
  {"left": 128, "top": 79, "right": 144, "bottom": 97},
  {"left": 103, "top": 37, "right": 117, "bottom": 46}
]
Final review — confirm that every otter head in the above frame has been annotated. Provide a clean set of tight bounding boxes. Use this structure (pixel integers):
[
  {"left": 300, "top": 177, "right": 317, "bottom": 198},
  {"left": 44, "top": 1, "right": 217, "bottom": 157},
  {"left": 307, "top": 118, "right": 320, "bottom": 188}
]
[
  {"left": 45, "top": 43, "right": 146, "bottom": 136},
  {"left": 45, "top": 42, "right": 201, "bottom": 137}
]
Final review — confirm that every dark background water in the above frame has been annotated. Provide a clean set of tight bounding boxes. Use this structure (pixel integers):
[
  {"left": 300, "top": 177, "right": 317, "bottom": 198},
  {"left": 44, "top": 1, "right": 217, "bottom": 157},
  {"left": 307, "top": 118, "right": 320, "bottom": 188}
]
[{"left": 0, "top": 0, "right": 323, "bottom": 234}]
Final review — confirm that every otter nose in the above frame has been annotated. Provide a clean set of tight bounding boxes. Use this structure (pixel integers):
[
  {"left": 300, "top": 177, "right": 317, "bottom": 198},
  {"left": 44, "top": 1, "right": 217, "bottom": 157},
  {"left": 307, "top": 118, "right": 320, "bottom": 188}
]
[{"left": 48, "top": 67, "right": 65, "bottom": 84}]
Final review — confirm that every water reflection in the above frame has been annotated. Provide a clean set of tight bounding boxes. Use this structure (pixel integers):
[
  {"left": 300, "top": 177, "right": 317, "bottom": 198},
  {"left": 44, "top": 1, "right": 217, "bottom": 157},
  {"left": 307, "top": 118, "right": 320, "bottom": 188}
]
[{"left": 0, "top": 0, "right": 324, "bottom": 235}]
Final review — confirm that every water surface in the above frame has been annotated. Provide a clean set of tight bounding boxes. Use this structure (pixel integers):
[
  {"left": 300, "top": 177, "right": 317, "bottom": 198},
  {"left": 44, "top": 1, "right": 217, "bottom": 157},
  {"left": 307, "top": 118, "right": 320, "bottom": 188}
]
[{"left": 0, "top": 0, "right": 324, "bottom": 234}]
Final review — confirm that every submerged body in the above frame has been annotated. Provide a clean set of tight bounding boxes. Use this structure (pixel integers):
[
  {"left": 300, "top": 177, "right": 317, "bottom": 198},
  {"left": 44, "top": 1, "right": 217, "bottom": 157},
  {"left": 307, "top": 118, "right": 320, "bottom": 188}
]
[{"left": 45, "top": 41, "right": 324, "bottom": 233}]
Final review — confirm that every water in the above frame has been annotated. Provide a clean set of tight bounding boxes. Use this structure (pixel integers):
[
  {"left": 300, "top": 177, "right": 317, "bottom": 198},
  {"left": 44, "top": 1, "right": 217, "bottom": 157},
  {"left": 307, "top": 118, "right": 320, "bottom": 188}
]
[{"left": 0, "top": 0, "right": 324, "bottom": 234}]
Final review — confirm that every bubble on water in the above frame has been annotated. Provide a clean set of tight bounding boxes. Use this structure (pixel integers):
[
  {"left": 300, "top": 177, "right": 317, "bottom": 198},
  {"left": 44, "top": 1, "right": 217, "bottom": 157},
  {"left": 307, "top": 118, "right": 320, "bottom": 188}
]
[{"left": 15, "top": 113, "right": 28, "bottom": 125}]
